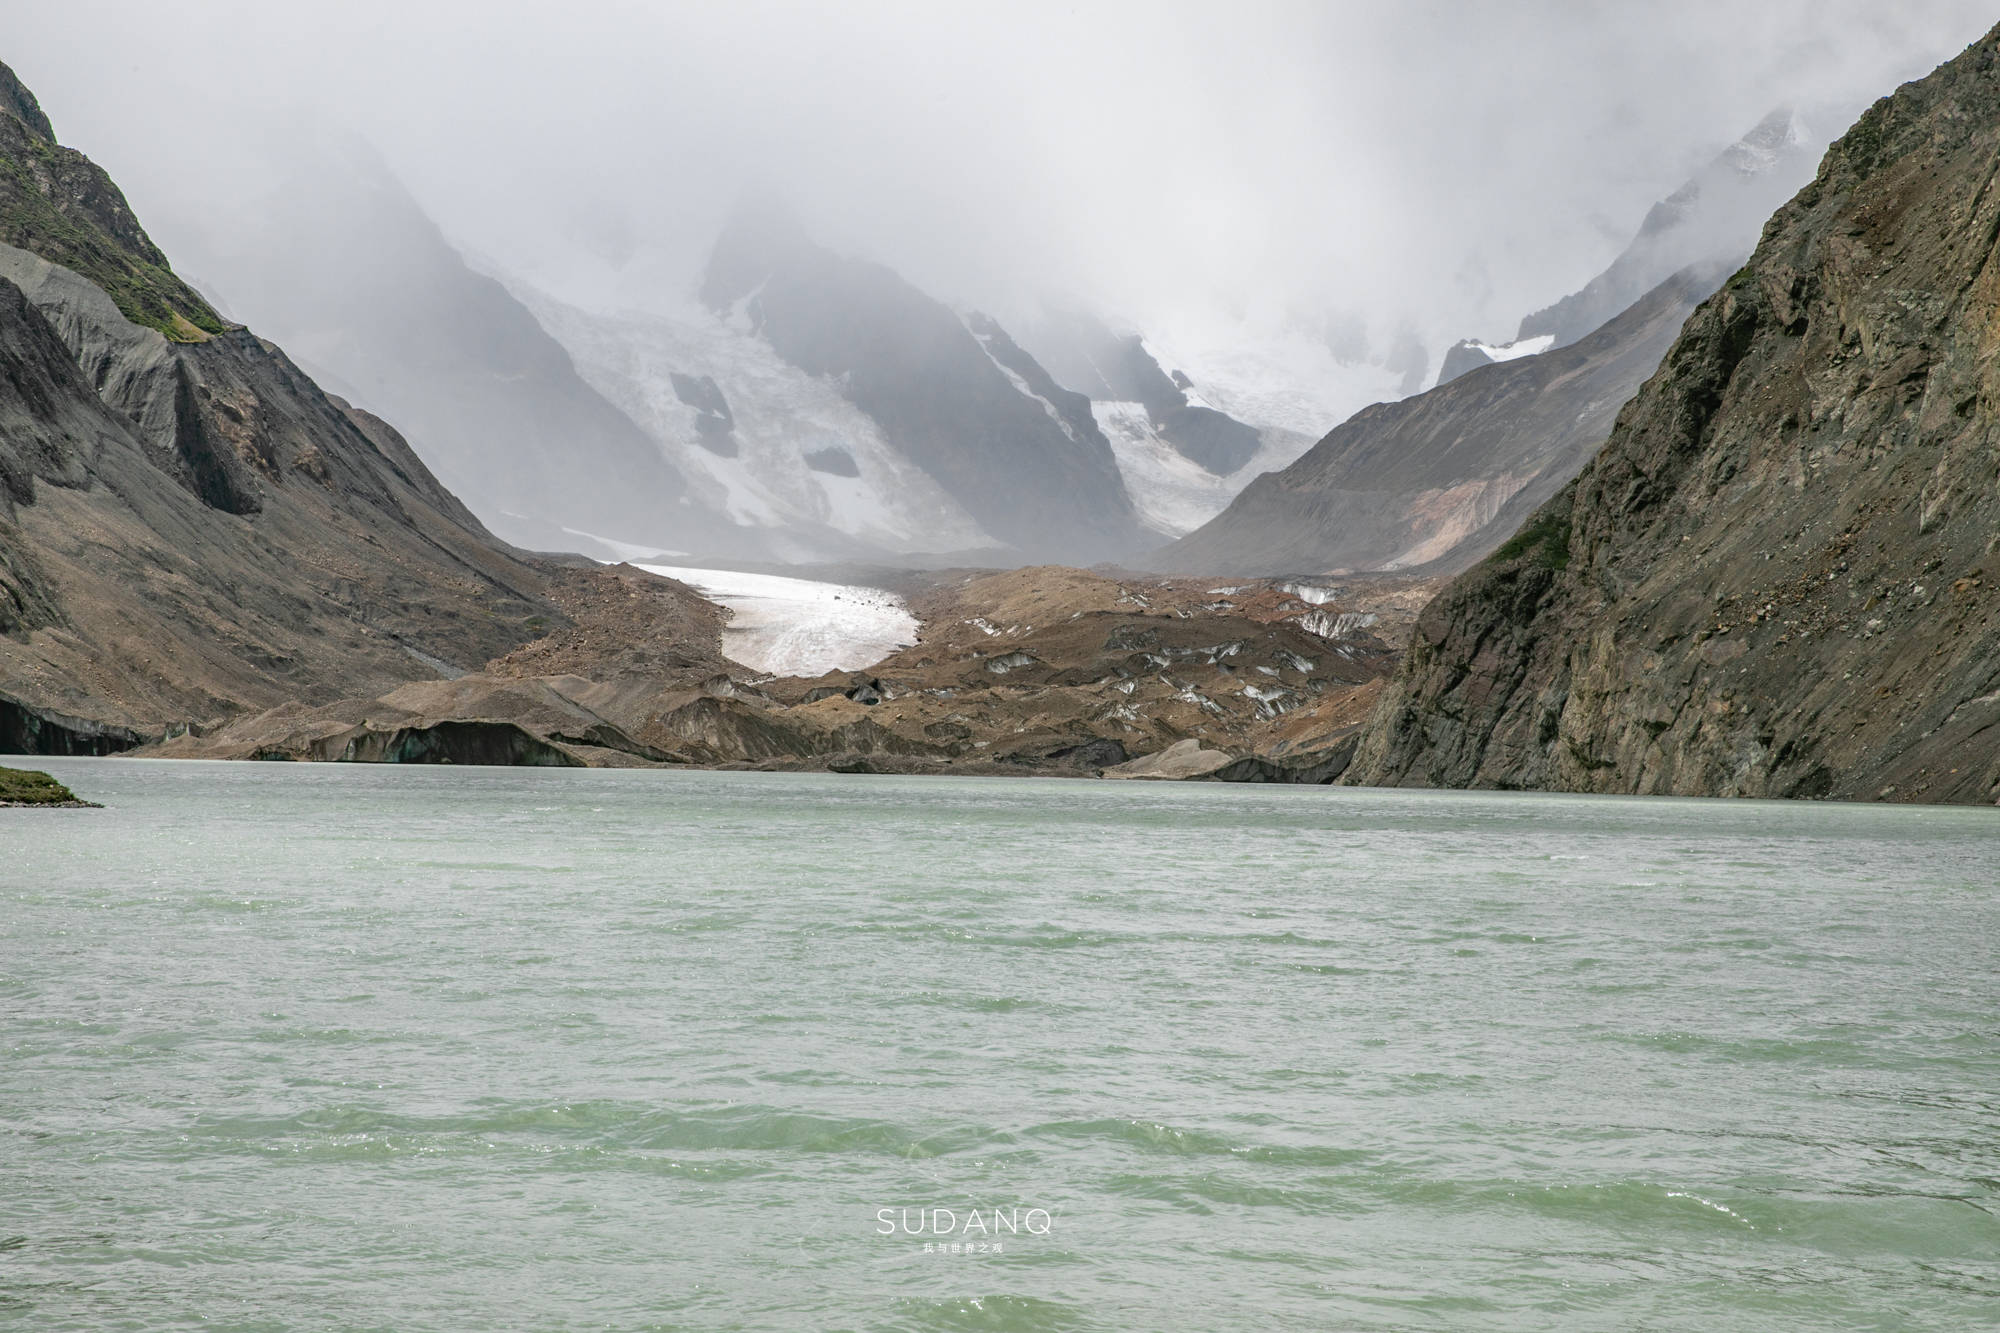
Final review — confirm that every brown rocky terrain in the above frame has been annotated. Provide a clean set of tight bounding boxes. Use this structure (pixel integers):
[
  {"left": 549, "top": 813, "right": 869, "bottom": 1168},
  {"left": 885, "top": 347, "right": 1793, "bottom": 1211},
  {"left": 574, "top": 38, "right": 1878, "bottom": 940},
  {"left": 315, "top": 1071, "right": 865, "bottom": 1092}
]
[
  {"left": 739, "top": 567, "right": 1427, "bottom": 778},
  {"left": 1346, "top": 26, "right": 2000, "bottom": 805},
  {"left": 156, "top": 563, "right": 1434, "bottom": 779}
]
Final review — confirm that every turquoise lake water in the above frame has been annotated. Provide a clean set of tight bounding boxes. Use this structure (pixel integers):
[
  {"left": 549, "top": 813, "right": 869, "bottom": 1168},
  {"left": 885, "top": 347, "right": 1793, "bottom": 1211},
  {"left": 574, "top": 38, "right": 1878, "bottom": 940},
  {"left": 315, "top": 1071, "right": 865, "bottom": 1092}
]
[{"left": 3, "top": 759, "right": 1996, "bottom": 1330}]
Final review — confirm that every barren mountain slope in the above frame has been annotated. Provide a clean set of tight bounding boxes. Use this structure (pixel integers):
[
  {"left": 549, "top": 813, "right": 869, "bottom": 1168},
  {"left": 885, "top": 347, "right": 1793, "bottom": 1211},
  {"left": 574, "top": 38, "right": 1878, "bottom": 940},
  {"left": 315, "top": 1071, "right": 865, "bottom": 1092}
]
[
  {"left": 1151, "top": 265, "right": 1721, "bottom": 577},
  {"left": 1347, "top": 27, "right": 2000, "bottom": 805}
]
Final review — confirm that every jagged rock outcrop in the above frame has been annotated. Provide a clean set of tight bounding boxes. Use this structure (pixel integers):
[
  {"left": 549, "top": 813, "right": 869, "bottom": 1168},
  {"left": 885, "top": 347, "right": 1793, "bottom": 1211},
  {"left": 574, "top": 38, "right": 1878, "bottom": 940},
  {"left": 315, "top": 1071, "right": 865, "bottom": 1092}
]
[
  {"left": 1346, "top": 29, "right": 2000, "bottom": 805},
  {"left": 1150, "top": 264, "right": 1723, "bottom": 577},
  {"left": 698, "top": 200, "right": 1147, "bottom": 562}
]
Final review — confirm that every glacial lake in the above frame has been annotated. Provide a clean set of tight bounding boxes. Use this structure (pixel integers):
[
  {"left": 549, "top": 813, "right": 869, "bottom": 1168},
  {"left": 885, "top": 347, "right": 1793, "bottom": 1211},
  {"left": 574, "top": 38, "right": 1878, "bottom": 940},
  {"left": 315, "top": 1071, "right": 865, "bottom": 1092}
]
[{"left": 4, "top": 759, "right": 1996, "bottom": 1331}]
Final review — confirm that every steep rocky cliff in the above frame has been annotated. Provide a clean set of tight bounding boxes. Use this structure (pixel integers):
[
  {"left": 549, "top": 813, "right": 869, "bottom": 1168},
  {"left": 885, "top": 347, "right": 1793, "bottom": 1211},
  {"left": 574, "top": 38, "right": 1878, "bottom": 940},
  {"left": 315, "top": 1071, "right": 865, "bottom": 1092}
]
[
  {"left": 1346, "top": 28, "right": 2000, "bottom": 805},
  {"left": 1150, "top": 264, "right": 1722, "bottom": 577}
]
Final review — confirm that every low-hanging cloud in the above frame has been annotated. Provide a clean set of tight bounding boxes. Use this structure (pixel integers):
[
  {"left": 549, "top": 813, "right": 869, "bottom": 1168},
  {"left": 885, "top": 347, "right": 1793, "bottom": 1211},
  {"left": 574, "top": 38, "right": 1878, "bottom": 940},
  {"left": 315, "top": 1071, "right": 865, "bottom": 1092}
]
[{"left": 10, "top": 0, "right": 1996, "bottom": 354}]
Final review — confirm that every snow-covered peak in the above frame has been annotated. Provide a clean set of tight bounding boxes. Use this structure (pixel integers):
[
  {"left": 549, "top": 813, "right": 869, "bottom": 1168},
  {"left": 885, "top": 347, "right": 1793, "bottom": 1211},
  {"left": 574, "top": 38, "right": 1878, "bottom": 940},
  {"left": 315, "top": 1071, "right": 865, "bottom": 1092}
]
[{"left": 1459, "top": 334, "right": 1554, "bottom": 364}]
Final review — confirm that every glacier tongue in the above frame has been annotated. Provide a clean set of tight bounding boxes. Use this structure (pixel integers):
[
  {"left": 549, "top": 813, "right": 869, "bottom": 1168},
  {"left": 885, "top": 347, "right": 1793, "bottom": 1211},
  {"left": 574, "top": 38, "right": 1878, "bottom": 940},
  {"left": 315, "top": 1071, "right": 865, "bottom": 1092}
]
[{"left": 636, "top": 564, "right": 916, "bottom": 677}]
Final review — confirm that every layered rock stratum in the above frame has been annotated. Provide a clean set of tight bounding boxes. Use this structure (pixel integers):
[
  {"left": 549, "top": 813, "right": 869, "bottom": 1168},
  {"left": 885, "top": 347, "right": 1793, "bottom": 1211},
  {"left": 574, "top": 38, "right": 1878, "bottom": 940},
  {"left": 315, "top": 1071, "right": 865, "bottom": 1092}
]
[{"left": 1346, "top": 27, "right": 2000, "bottom": 805}]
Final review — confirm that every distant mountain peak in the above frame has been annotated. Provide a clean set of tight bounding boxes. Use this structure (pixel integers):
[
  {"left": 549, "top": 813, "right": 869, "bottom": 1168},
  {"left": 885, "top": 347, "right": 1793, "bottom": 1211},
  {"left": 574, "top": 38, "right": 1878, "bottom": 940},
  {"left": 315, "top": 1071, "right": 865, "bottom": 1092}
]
[
  {"left": 1498, "top": 103, "right": 1823, "bottom": 358},
  {"left": 1721, "top": 105, "right": 1806, "bottom": 176},
  {"left": 698, "top": 190, "right": 815, "bottom": 312}
]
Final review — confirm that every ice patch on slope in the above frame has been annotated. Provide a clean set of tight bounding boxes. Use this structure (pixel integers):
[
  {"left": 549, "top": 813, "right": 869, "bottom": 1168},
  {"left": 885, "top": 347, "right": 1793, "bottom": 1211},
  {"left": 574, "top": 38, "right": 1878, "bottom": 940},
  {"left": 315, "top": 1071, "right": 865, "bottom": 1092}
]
[
  {"left": 636, "top": 564, "right": 916, "bottom": 677},
  {"left": 963, "top": 314, "right": 1089, "bottom": 444},
  {"left": 1095, "top": 401, "right": 1318, "bottom": 537},
  {"left": 557, "top": 525, "right": 685, "bottom": 562},
  {"left": 1460, "top": 333, "right": 1554, "bottom": 363}
]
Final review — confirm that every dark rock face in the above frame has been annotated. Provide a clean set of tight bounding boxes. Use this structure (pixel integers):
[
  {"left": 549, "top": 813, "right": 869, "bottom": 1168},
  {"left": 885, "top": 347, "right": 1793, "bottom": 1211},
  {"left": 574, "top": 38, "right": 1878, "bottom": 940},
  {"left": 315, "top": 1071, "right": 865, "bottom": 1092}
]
[
  {"left": 700, "top": 202, "right": 1146, "bottom": 562},
  {"left": 668, "top": 371, "right": 732, "bottom": 422},
  {"left": 669, "top": 371, "right": 738, "bottom": 457},
  {"left": 1206, "top": 736, "right": 1357, "bottom": 785},
  {"left": 0, "top": 64, "right": 54, "bottom": 143},
  {"left": 0, "top": 270, "right": 108, "bottom": 520},
  {"left": 803, "top": 446, "right": 859, "bottom": 477},
  {"left": 1151, "top": 264, "right": 1722, "bottom": 577},
  {"left": 1434, "top": 339, "right": 1498, "bottom": 387},
  {"left": 1155, "top": 404, "right": 1263, "bottom": 476},
  {"left": 1347, "top": 28, "right": 2000, "bottom": 805},
  {"left": 0, "top": 693, "right": 141, "bottom": 755},
  {"left": 961, "top": 311, "right": 1107, "bottom": 457},
  {"left": 321, "top": 719, "right": 581, "bottom": 767}
]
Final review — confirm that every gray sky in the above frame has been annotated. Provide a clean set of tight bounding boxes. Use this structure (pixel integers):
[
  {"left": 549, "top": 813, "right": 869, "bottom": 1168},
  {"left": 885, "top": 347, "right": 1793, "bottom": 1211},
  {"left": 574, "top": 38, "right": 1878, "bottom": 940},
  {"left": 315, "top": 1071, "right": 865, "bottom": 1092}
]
[{"left": 10, "top": 1, "right": 1997, "bottom": 352}]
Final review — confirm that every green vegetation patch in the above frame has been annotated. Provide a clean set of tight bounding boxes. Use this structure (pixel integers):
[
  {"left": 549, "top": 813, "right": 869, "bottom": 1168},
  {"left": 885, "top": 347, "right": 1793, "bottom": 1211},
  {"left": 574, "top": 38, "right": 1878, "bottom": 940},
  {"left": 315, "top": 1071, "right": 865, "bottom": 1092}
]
[
  {"left": 1490, "top": 508, "right": 1572, "bottom": 571},
  {"left": 0, "top": 764, "right": 88, "bottom": 805},
  {"left": 0, "top": 139, "right": 226, "bottom": 342}
]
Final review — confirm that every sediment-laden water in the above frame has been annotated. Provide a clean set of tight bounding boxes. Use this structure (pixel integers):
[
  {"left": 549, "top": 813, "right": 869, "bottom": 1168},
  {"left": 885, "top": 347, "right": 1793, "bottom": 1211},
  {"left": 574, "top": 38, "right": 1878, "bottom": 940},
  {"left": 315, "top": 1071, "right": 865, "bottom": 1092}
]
[{"left": 4, "top": 760, "right": 1995, "bottom": 1330}]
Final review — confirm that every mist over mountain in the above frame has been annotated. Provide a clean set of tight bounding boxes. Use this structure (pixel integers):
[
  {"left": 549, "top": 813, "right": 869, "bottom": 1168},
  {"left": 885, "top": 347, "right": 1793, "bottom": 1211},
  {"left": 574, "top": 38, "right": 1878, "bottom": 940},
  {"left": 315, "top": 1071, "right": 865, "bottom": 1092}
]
[
  {"left": 520, "top": 286, "right": 1001, "bottom": 563},
  {"left": 14, "top": 3, "right": 1993, "bottom": 397},
  {"left": 140, "top": 134, "right": 735, "bottom": 561},
  {"left": 1435, "top": 106, "right": 1831, "bottom": 388},
  {"left": 694, "top": 199, "right": 1147, "bottom": 562},
  {"left": 1153, "top": 262, "right": 1727, "bottom": 577},
  {"left": 1152, "top": 101, "right": 1864, "bottom": 584},
  {"left": 0, "top": 68, "right": 612, "bottom": 749},
  {"left": 6, "top": 11, "right": 2000, "bottom": 810}
]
